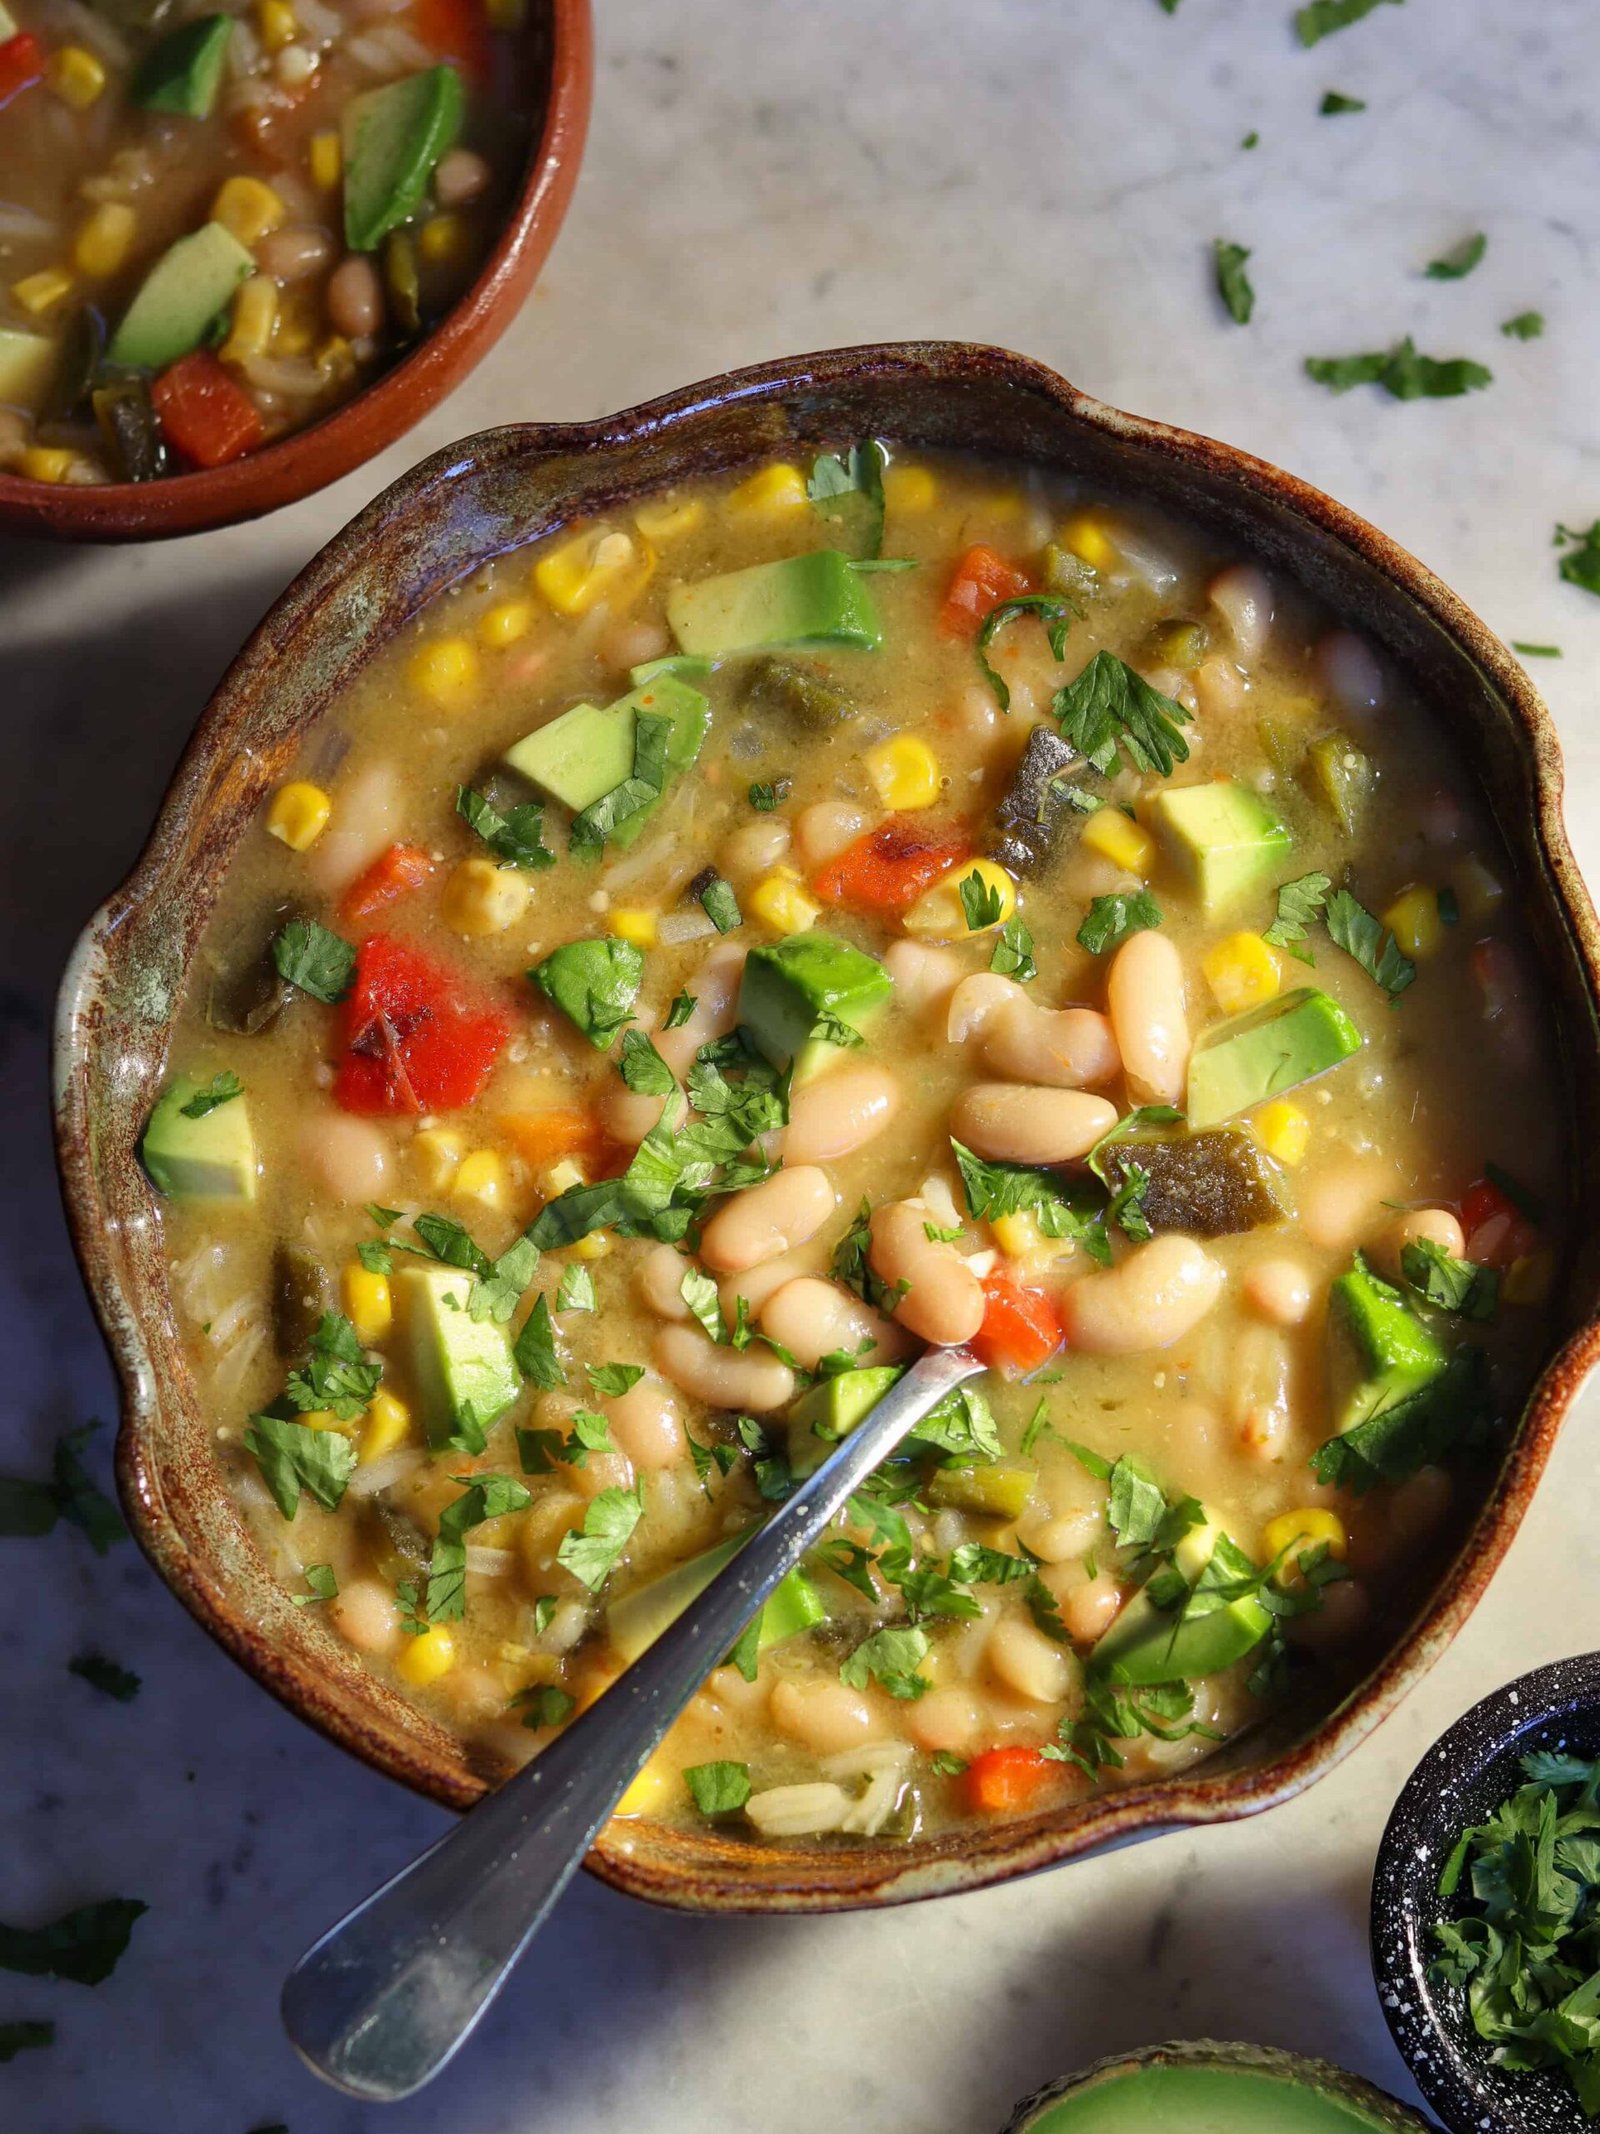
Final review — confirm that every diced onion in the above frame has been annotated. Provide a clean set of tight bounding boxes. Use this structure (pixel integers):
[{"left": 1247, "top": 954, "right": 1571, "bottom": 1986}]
[
  {"left": 464, "top": 1545, "right": 515, "bottom": 1579},
  {"left": 656, "top": 908, "right": 717, "bottom": 946},
  {"left": 346, "top": 1448, "right": 426, "bottom": 1499}
]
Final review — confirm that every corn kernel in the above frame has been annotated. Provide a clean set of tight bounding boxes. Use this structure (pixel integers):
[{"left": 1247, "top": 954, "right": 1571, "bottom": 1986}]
[
  {"left": 883, "top": 463, "right": 938, "bottom": 514},
  {"left": 479, "top": 598, "right": 533, "bottom": 649},
  {"left": 1059, "top": 510, "right": 1117, "bottom": 572},
  {"left": 1079, "top": 806, "right": 1154, "bottom": 876},
  {"left": 747, "top": 868, "right": 821, "bottom": 933},
  {"left": 1254, "top": 1098, "right": 1309, "bottom": 1168},
  {"left": 11, "top": 268, "right": 73, "bottom": 317},
  {"left": 221, "top": 275, "right": 278, "bottom": 364},
  {"left": 271, "top": 284, "right": 317, "bottom": 356},
  {"left": 360, "top": 1389, "right": 412, "bottom": 1465},
  {"left": 633, "top": 494, "right": 704, "bottom": 542},
  {"left": 72, "top": 201, "right": 136, "bottom": 278},
  {"left": 903, "top": 857, "right": 1017, "bottom": 942},
  {"left": 413, "top": 1127, "right": 466, "bottom": 1192},
  {"left": 211, "top": 174, "right": 285, "bottom": 249},
  {"left": 441, "top": 854, "right": 531, "bottom": 936},
  {"left": 453, "top": 1149, "right": 507, "bottom": 1211},
  {"left": 572, "top": 1229, "right": 613, "bottom": 1263},
  {"left": 298, "top": 1409, "right": 345, "bottom": 1433},
  {"left": 1454, "top": 855, "right": 1504, "bottom": 923},
  {"left": 308, "top": 128, "right": 341, "bottom": 190},
  {"left": 990, "top": 1210, "right": 1046, "bottom": 1258},
  {"left": 265, "top": 780, "right": 331, "bottom": 852},
  {"left": 1263, "top": 1508, "right": 1348, "bottom": 1575},
  {"left": 1382, "top": 884, "right": 1444, "bottom": 960},
  {"left": 315, "top": 333, "right": 356, "bottom": 385},
  {"left": 341, "top": 1262, "right": 392, "bottom": 1346},
  {"left": 533, "top": 527, "right": 651, "bottom": 617},
  {"left": 408, "top": 635, "right": 478, "bottom": 706},
  {"left": 1505, "top": 1250, "right": 1556, "bottom": 1307},
  {"left": 48, "top": 44, "right": 106, "bottom": 109},
  {"left": 256, "top": 0, "right": 298, "bottom": 51},
  {"left": 608, "top": 906, "right": 659, "bottom": 948},
  {"left": 727, "top": 463, "right": 808, "bottom": 517},
  {"left": 416, "top": 211, "right": 466, "bottom": 265},
  {"left": 614, "top": 1755, "right": 674, "bottom": 1818},
  {"left": 397, "top": 1624, "right": 456, "bottom": 1687},
  {"left": 18, "top": 446, "right": 80, "bottom": 484},
  {"left": 865, "top": 733, "right": 942, "bottom": 812},
  {"left": 1203, "top": 931, "right": 1281, "bottom": 1016},
  {"left": 542, "top": 1157, "right": 587, "bottom": 1198}
]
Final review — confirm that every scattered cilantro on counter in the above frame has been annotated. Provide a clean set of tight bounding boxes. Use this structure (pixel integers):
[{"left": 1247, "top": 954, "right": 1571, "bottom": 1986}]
[
  {"left": 1305, "top": 339, "right": 1491, "bottom": 400},
  {"left": 1425, "top": 232, "right": 1486, "bottom": 280},
  {"left": 1214, "top": 239, "right": 1254, "bottom": 324}
]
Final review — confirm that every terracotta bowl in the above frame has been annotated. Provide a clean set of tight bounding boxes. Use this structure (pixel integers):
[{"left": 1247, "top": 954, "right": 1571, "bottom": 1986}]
[
  {"left": 53, "top": 341, "right": 1600, "bottom": 1914},
  {"left": 1001, "top": 2040, "right": 1437, "bottom": 2132},
  {"left": 0, "top": 0, "right": 591, "bottom": 543}
]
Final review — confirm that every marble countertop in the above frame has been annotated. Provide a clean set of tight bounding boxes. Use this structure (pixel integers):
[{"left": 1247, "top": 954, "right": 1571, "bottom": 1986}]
[{"left": 7, "top": 0, "right": 1600, "bottom": 2126}]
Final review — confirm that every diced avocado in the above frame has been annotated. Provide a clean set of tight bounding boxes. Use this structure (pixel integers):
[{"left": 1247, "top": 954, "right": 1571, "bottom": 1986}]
[
  {"left": 342, "top": 63, "right": 464, "bottom": 252},
  {"left": 1326, "top": 1253, "right": 1447, "bottom": 1435},
  {"left": 108, "top": 223, "right": 254, "bottom": 371},
  {"left": 132, "top": 14, "right": 232, "bottom": 118},
  {"left": 397, "top": 1265, "right": 520, "bottom": 1451},
  {"left": 606, "top": 1530, "right": 825, "bottom": 1664},
  {"left": 140, "top": 1075, "right": 257, "bottom": 1201},
  {"left": 1151, "top": 779, "right": 1293, "bottom": 913},
  {"left": 630, "top": 654, "right": 714, "bottom": 687},
  {"left": 502, "top": 673, "right": 710, "bottom": 847},
  {"left": 738, "top": 932, "right": 894, "bottom": 1081},
  {"left": 1095, "top": 1128, "right": 1284, "bottom": 1237},
  {"left": 1090, "top": 1516, "right": 1271, "bottom": 1686},
  {"left": 668, "top": 550, "right": 882, "bottom": 658},
  {"left": 787, "top": 1365, "right": 904, "bottom": 1477},
  {"left": 1305, "top": 731, "right": 1376, "bottom": 835},
  {"left": 1186, "top": 986, "right": 1363, "bottom": 1129},
  {"left": 531, "top": 936, "right": 644, "bottom": 1050},
  {"left": 0, "top": 326, "right": 55, "bottom": 410},
  {"left": 925, "top": 1459, "right": 1037, "bottom": 1519}
]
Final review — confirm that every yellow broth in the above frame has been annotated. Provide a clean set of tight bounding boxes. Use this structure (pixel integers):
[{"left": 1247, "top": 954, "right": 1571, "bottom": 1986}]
[{"left": 151, "top": 450, "right": 1565, "bottom": 1842}]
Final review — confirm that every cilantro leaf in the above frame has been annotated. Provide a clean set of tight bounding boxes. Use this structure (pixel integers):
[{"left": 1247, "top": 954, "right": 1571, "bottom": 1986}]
[
  {"left": 806, "top": 439, "right": 888, "bottom": 557},
  {"left": 618, "top": 1027, "right": 677, "bottom": 1096},
  {"left": 271, "top": 918, "right": 355, "bottom": 1004},
  {"left": 68, "top": 1651, "right": 141, "bottom": 1701},
  {"left": 1106, "top": 1454, "right": 1168, "bottom": 1549},
  {"left": 555, "top": 1264, "right": 595, "bottom": 1314},
  {"left": 569, "top": 710, "right": 674, "bottom": 851},
  {"left": 679, "top": 1265, "right": 727, "bottom": 1345},
  {"left": 531, "top": 937, "right": 645, "bottom": 1050},
  {"left": 456, "top": 785, "right": 556, "bottom": 870},
  {"left": 0, "top": 1898, "right": 147, "bottom": 1984},
  {"left": 1426, "top": 232, "right": 1487, "bottom": 281},
  {"left": 948, "top": 1540, "right": 1037, "bottom": 1587},
  {"left": 512, "top": 1684, "right": 576, "bottom": 1730},
  {"left": 282, "top": 1312, "right": 382, "bottom": 1420},
  {"left": 425, "top": 1474, "right": 533, "bottom": 1620},
  {"left": 1502, "top": 311, "right": 1545, "bottom": 341},
  {"left": 1305, "top": 339, "right": 1491, "bottom": 400},
  {"left": 243, "top": 1414, "right": 358, "bottom": 1519},
  {"left": 1401, "top": 1237, "right": 1499, "bottom": 1322},
  {"left": 1048, "top": 1678, "right": 1214, "bottom": 1778},
  {"left": 0, "top": 1423, "right": 125, "bottom": 1552},
  {"left": 1295, "top": 0, "right": 1402, "bottom": 46},
  {"left": 664, "top": 990, "right": 697, "bottom": 1030},
  {"left": 1214, "top": 239, "right": 1254, "bottom": 325},
  {"left": 907, "top": 1383, "right": 1003, "bottom": 1466},
  {"left": 512, "top": 1293, "right": 565, "bottom": 1388},
  {"left": 748, "top": 778, "right": 793, "bottom": 812},
  {"left": 1320, "top": 89, "right": 1366, "bottom": 112},
  {"left": 1263, "top": 870, "right": 1331, "bottom": 959},
  {"left": 587, "top": 1362, "right": 645, "bottom": 1398},
  {"left": 1324, "top": 886, "right": 1416, "bottom": 996},
  {"left": 683, "top": 1761, "right": 752, "bottom": 1816},
  {"left": 178, "top": 1070, "right": 242, "bottom": 1118},
  {"left": 556, "top": 1483, "right": 645, "bottom": 1591},
  {"left": 291, "top": 1564, "right": 339, "bottom": 1607},
  {"left": 975, "top": 596, "right": 1076, "bottom": 711},
  {"left": 989, "top": 915, "right": 1036, "bottom": 983},
  {"left": 1053, "top": 652, "right": 1192, "bottom": 777},
  {"left": 839, "top": 1624, "right": 930, "bottom": 1700},
  {"left": 958, "top": 868, "right": 1006, "bottom": 932},
  {"left": 1556, "top": 521, "right": 1600, "bottom": 598},
  {"left": 1077, "top": 888, "right": 1162, "bottom": 956},
  {"left": 1511, "top": 641, "right": 1561, "bottom": 658},
  {"left": 950, "top": 1140, "right": 1114, "bottom": 1265},
  {"left": 1311, "top": 1343, "right": 1494, "bottom": 1491},
  {"left": 698, "top": 875, "right": 742, "bottom": 934}
]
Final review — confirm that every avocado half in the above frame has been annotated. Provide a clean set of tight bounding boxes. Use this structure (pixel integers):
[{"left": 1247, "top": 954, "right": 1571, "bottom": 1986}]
[{"left": 1000, "top": 2040, "right": 1436, "bottom": 2134}]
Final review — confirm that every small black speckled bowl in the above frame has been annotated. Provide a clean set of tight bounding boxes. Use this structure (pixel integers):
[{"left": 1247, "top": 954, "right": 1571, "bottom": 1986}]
[{"left": 1372, "top": 1654, "right": 1600, "bottom": 2134}]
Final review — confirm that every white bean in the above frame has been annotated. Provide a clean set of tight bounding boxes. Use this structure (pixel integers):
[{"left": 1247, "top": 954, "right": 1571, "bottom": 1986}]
[
  {"left": 980, "top": 997, "right": 1120, "bottom": 1088},
  {"left": 1107, "top": 931, "right": 1189, "bottom": 1107},
  {"left": 946, "top": 971, "right": 1023, "bottom": 1043},
  {"left": 758, "top": 1276, "right": 914, "bottom": 1371},
  {"left": 949, "top": 1083, "right": 1118, "bottom": 1165},
  {"left": 720, "top": 816, "right": 792, "bottom": 880},
  {"left": 794, "top": 801, "right": 870, "bottom": 870},
  {"left": 652, "top": 1323, "right": 795, "bottom": 1411},
  {"left": 906, "top": 1686, "right": 981, "bottom": 1755},
  {"left": 718, "top": 1241, "right": 827, "bottom": 1317},
  {"left": 1243, "top": 1256, "right": 1316, "bottom": 1326},
  {"left": 1231, "top": 1324, "right": 1292, "bottom": 1461},
  {"left": 1192, "top": 655, "right": 1247, "bottom": 721},
  {"left": 699, "top": 1165, "right": 836, "bottom": 1274},
  {"left": 780, "top": 1062, "right": 900, "bottom": 1164},
  {"left": 884, "top": 938, "right": 964, "bottom": 1019},
  {"left": 1059, "top": 1235, "right": 1225, "bottom": 1354},
  {"left": 1060, "top": 1571, "right": 1122, "bottom": 1644},
  {"left": 256, "top": 223, "right": 334, "bottom": 282},
  {"left": 433, "top": 145, "right": 490, "bottom": 206},
  {"left": 330, "top": 1578, "right": 400, "bottom": 1656},
  {"left": 1207, "top": 563, "right": 1274, "bottom": 663},
  {"left": 1376, "top": 1206, "right": 1466, "bottom": 1280},
  {"left": 1387, "top": 1464, "right": 1453, "bottom": 1549},
  {"left": 1287, "top": 1575, "right": 1370, "bottom": 1653},
  {"left": 1298, "top": 1157, "right": 1392, "bottom": 1252},
  {"left": 769, "top": 1676, "right": 881, "bottom": 1753},
  {"left": 986, "top": 1615, "right": 1076, "bottom": 1704},
  {"left": 602, "top": 941, "right": 746, "bottom": 1145},
  {"left": 299, "top": 1111, "right": 391, "bottom": 1203},
  {"left": 568, "top": 1449, "right": 635, "bottom": 1501},
  {"left": 325, "top": 254, "right": 382, "bottom": 339},
  {"left": 868, "top": 1200, "right": 985, "bottom": 1346},
  {"left": 1316, "top": 630, "right": 1385, "bottom": 717},
  {"left": 604, "top": 1375, "right": 684, "bottom": 1471},
  {"left": 636, "top": 1241, "right": 691, "bottom": 1320},
  {"left": 308, "top": 757, "right": 401, "bottom": 894},
  {"left": 598, "top": 616, "right": 670, "bottom": 672}
]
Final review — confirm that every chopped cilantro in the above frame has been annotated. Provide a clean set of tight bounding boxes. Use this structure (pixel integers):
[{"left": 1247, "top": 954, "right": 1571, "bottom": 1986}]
[
  {"left": 290, "top": 1564, "right": 338, "bottom": 1607},
  {"left": 0, "top": 1898, "right": 146, "bottom": 1984},
  {"left": 989, "top": 914, "right": 1037, "bottom": 982},
  {"left": 1053, "top": 651, "right": 1192, "bottom": 777},
  {"left": 698, "top": 875, "right": 743, "bottom": 934},
  {"left": 683, "top": 1761, "right": 752, "bottom": 1816},
  {"left": 1048, "top": 1678, "right": 1214, "bottom": 1778},
  {"left": 1425, "top": 232, "right": 1487, "bottom": 280},
  {"left": 556, "top": 1483, "right": 645, "bottom": 1592},
  {"left": 284, "top": 1312, "right": 382, "bottom": 1419},
  {"left": 1511, "top": 641, "right": 1561, "bottom": 658},
  {"left": 1556, "top": 521, "right": 1600, "bottom": 597},
  {"left": 748, "top": 778, "right": 793, "bottom": 812},
  {"left": 618, "top": 1027, "right": 677, "bottom": 1096},
  {"left": 555, "top": 1264, "right": 596, "bottom": 1314},
  {"left": 531, "top": 937, "right": 644, "bottom": 1050},
  {"left": 1402, "top": 1237, "right": 1499, "bottom": 1322},
  {"left": 1240, "top": 129, "right": 1259, "bottom": 148},
  {"left": 569, "top": 710, "right": 674, "bottom": 852},
  {"left": 1106, "top": 1454, "right": 1168, "bottom": 1549},
  {"left": 1501, "top": 311, "right": 1545, "bottom": 341},
  {"left": 243, "top": 1415, "right": 358, "bottom": 1520},
  {"left": 806, "top": 439, "right": 888, "bottom": 558},
  {"left": 975, "top": 595, "right": 1076, "bottom": 711},
  {"left": 1319, "top": 89, "right": 1366, "bottom": 112},
  {"left": 0, "top": 1423, "right": 125, "bottom": 1552},
  {"left": 664, "top": 990, "right": 697, "bottom": 1030},
  {"left": 271, "top": 918, "right": 355, "bottom": 1004},
  {"left": 178, "top": 1071, "right": 242, "bottom": 1118},
  {"left": 588, "top": 1362, "right": 645, "bottom": 1398},
  {"left": 950, "top": 1141, "right": 1114, "bottom": 1265},
  {"left": 1305, "top": 340, "right": 1491, "bottom": 400},
  {"left": 68, "top": 1651, "right": 140, "bottom": 1702},
  {"left": 1077, "top": 888, "right": 1162, "bottom": 955},
  {"left": 1214, "top": 239, "right": 1254, "bottom": 325},
  {"left": 1295, "top": 0, "right": 1402, "bottom": 47},
  {"left": 456, "top": 785, "right": 555, "bottom": 870},
  {"left": 958, "top": 868, "right": 1006, "bottom": 932},
  {"left": 840, "top": 1624, "right": 930, "bottom": 1700},
  {"left": 425, "top": 1474, "right": 532, "bottom": 1622},
  {"left": 678, "top": 1264, "right": 727, "bottom": 1345},
  {"left": 1324, "top": 885, "right": 1416, "bottom": 996},
  {"left": 512, "top": 1684, "right": 575, "bottom": 1731},
  {"left": 512, "top": 1293, "right": 565, "bottom": 1388},
  {"left": 1263, "top": 870, "right": 1331, "bottom": 961},
  {"left": 1311, "top": 1343, "right": 1493, "bottom": 1491}
]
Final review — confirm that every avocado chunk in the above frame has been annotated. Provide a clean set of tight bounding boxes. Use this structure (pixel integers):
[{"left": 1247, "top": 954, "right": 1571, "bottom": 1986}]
[
  {"left": 342, "top": 63, "right": 464, "bottom": 252},
  {"left": 1091, "top": 1515, "right": 1271, "bottom": 1686},
  {"left": 1009, "top": 2040, "right": 1433, "bottom": 2133},
  {"left": 668, "top": 550, "right": 882, "bottom": 658},
  {"left": 1326, "top": 1253, "right": 1446, "bottom": 1435},
  {"left": 1151, "top": 779, "right": 1293, "bottom": 913},
  {"left": 1186, "top": 985, "right": 1363, "bottom": 1129},
  {"left": 606, "top": 1530, "right": 825, "bottom": 1664},
  {"left": 502, "top": 672, "right": 710, "bottom": 847},
  {"left": 108, "top": 222, "right": 254, "bottom": 371},
  {"left": 531, "top": 936, "right": 644, "bottom": 1050},
  {"left": 397, "top": 1265, "right": 520, "bottom": 1451},
  {"left": 132, "top": 14, "right": 233, "bottom": 117},
  {"left": 787, "top": 1365, "right": 904, "bottom": 1477},
  {"left": 0, "top": 326, "right": 55, "bottom": 410},
  {"left": 738, "top": 932, "right": 894, "bottom": 1081},
  {"left": 1096, "top": 1128, "right": 1284, "bottom": 1237},
  {"left": 140, "top": 1074, "right": 257, "bottom": 1201}
]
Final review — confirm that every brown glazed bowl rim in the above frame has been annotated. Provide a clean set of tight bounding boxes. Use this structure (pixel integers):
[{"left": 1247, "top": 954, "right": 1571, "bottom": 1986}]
[
  {"left": 0, "top": 0, "right": 592, "bottom": 543},
  {"left": 53, "top": 341, "right": 1600, "bottom": 1914}
]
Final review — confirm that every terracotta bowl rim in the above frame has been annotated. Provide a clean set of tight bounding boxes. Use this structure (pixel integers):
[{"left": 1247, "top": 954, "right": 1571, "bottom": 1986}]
[
  {"left": 52, "top": 339, "right": 1600, "bottom": 1914},
  {"left": 0, "top": 0, "right": 592, "bottom": 543}
]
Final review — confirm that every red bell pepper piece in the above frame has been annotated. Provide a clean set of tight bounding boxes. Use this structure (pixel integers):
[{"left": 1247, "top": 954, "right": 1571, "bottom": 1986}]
[
  {"left": 1459, "top": 1177, "right": 1537, "bottom": 1269},
  {"left": 939, "top": 545, "right": 1033, "bottom": 639},
  {"left": 339, "top": 843, "right": 436, "bottom": 927},
  {"left": 151, "top": 351, "right": 265, "bottom": 470},
  {"left": 0, "top": 33, "right": 45, "bottom": 111},
  {"left": 412, "top": 0, "right": 491, "bottom": 82},
  {"left": 812, "top": 817, "right": 972, "bottom": 914},
  {"left": 961, "top": 1745, "right": 1056, "bottom": 1815},
  {"left": 972, "top": 1270, "right": 1063, "bottom": 1379},
  {"left": 333, "top": 935, "right": 510, "bottom": 1115}
]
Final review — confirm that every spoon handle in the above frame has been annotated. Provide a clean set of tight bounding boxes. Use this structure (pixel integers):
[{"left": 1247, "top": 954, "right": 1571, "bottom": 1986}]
[{"left": 281, "top": 1344, "right": 983, "bottom": 2101}]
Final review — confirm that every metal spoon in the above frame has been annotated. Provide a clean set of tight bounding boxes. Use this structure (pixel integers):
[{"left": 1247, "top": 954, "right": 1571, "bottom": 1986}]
[{"left": 281, "top": 1344, "right": 984, "bottom": 2101}]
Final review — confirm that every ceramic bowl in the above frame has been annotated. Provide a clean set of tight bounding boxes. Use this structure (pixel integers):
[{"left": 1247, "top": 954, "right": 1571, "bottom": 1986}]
[
  {"left": 1372, "top": 1655, "right": 1600, "bottom": 2133},
  {"left": 0, "top": 0, "right": 591, "bottom": 543},
  {"left": 53, "top": 341, "right": 1600, "bottom": 1913},
  {"left": 1001, "top": 2040, "right": 1438, "bottom": 2131}
]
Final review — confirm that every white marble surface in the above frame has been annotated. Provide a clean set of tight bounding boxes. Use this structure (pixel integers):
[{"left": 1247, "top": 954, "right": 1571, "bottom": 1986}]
[{"left": 6, "top": 1, "right": 1600, "bottom": 2126}]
